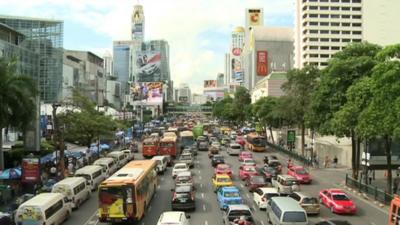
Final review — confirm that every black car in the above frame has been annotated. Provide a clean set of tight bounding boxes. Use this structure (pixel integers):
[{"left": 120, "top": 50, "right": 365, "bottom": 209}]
[
  {"left": 211, "top": 155, "right": 225, "bottom": 167},
  {"left": 171, "top": 185, "right": 196, "bottom": 211},
  {"left": 315, "top": 220, "right": 352, "bottom": 225},
  {"left": 263, "top": 155, "right": 279, "bottom": 164},
  {"left": 258, "top": 166, "right": 278, "bottom": 182}
]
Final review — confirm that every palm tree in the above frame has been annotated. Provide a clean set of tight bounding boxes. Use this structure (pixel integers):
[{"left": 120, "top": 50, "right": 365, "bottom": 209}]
[{"left": 0, "top": 57, "right": 38, "bottom": 170}]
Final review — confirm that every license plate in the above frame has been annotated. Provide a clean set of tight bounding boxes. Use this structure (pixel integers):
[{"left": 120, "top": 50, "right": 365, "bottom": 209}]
[{"left": 180, "top": 199, "right": 187, "bottom": 203}]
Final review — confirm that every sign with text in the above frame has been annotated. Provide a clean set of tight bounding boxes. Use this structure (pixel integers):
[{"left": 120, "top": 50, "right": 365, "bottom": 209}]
[
  {"left": 257, "top": 51, "right": 268, "bottom": 76},
  {"left": 287, "top": 130, "right": 296, "bottom": 143},
  {"left": 21, "top": 157, "right": 40, "bottom": 183}
]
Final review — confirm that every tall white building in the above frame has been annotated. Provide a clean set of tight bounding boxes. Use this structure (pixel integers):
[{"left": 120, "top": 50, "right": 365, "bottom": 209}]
[
  {"left": 103, "top": 51, "right": 113, "bottom": 77},
  {"left": 294, "top": 0, "right": 400, "bottom": 69},
  {"left": 177, "top": 83, "right": 191, "bottom": 104}
]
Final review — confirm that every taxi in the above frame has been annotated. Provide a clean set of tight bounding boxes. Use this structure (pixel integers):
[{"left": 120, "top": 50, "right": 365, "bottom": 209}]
[
  {"left": 214, "top": 164, "right": 233, "bottom": 177},
  {"left": 239, "top": 165, "right": 259, "bottom": 180},
  {"left": 319, "top": 188, "right": 356, "bottom": 214},
  {"left": 212, "top": 174, "right": 233, "bottom": 192},
  {"left": 288, "top": 166, "right": 312, "bottom": 184},
  {"left": 238, "top": 151, "right": 253, "bottom": 162}
]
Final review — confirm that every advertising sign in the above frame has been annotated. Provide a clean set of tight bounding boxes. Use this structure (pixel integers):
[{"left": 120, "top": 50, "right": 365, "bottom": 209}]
[
  {"left": 231, "top": 57, "right": 243, "bottom": 83},
  {"left": 204, "top": 80, "right": 217, "bottom": 88},
  {"left": 130, "top": 82, "right": 163, "bottom": 104},
  {"left": 21, "top": 158, "right": 40, "bottom": 183},
  {"left": 287, "top": 130, "right": 296, "bottom": 143},
  {"left": 136, "top": 51, "right": 161, "bottom": 82},
  {"left": 257, "top": 51, "right": 268, "bottom": 76},
  {"left": 232, "top": 48, "right": 241, "bottom": 56},
  {"left": 248, "top": 9, "right": 262, "bottom": 26}
]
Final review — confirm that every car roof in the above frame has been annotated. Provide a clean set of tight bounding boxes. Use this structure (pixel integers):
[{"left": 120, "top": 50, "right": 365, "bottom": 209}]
[
  {"left": 242, "top": 165, "right": 256, "bottom": 168},
  {"left": 228, "top": 204, "right": 251, "bottom": 211},
  {"left": 174, "top": 163, "right": 187, "bottom": 167},
  {"left": 229, "top": 143, "right": 241, "bottom": 147},
  {"left": 222, "top": 186, "right": 239, "bottom": 192},
  {"left": 278, "top": 174, "right": 295, "bottom": 179},
  {"left": 292, "top": 166, "right": 305, "bottom": 170},
  {"left": 271, "top": 197, "right": 306, "bottom": 211},
  {"left": 175, "top": 185, "right": 192, "bottom": 192},
  {"left": 176, "top": 171, "right": 191, "bottom": 177},
  {"left": 159, "top": 211, "right": 185, "bottom": 223},
  {"left": 292, "top": 192, "right": 313, "bottom": 198},
  {"left": 258, "top": 187, "right": 279, "bottom": 193}
]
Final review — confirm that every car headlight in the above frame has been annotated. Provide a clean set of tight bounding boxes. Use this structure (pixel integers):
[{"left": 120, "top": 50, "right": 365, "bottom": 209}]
[{"left": 335, "top": 205, "right": 343, "bottom": 209}]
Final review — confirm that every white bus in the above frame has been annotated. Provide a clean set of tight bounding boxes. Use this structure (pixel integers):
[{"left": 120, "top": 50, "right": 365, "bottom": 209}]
[
  {"left": 74, "top": 165, "right": 104, "bottom": 191},
  {"left": 15, "top": 193, "right": 72, "bottom": 225},
  {"left": 51, "top": 177, "right": 90, "bottom": 209}
]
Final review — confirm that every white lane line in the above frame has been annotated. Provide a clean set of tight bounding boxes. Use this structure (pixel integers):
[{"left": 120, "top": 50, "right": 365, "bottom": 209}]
[
  {"left": 157, "top": 185, "right": 161, "bottom": 189},
  {"left": 261, "top": 221, "right": 265, "bottom": 225},
  {"left": 371, "top": 223, "right": 376, "bottom": 225},
  {"left": 205, "top": 221, "right": 209, "bottom": 225},
  {"left": 148, "top": 205, "right": 152, "bottom": 211},
  {"left": 84, "top": 209, "right": 99, "bottom": 225},
  {"left": 246, "top": 193, "right": 250, "bottom": 198},
  {"left": 161, "top": 177, "right": 164, "bottom": 181},
  {"left": 198, "top": 170, "right": 201, "bottom": 174},
  {"left": 202, "top": 193, "right": 205, "bottom": 199},
  {"left": 199, "top": 175, "right": 202, "bottom": 180},
  {"left": 240, "top": 183, "right": 244, "bottom": 188},
  {"left": 200, "top": 183, "right": 203, "bottom": 188},
  {"left": 203, "top": 204, "right": 206, "bottom": 211}
]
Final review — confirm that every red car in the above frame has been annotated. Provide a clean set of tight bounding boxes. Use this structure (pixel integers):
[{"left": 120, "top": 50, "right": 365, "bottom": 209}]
[
  {"left": 238, "top": 165, "right": 259, "bottom": 180},
  {"left": 319, "top": 189, "right": 356, "bottom": 214},
  {"left": 239, "top": 151, "right": 253, "bottom": 162},
  {"left": 214, "top": 164, "right": 233, "bottom": 177},
  {"left": 235, "top": 136, "right": 245, "bottom": 147},
  {"left": 244, "top": 175, "right": 268, "bottom": 192},
  {"left": 287, "top": 166, "right": 312, "bottom": 184}
]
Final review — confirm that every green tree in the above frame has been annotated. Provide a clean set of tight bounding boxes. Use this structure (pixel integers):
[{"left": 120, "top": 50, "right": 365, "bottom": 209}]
[
  {"left": 282, "top": 65, "right": 320, "bottom": 155},
  {"left": 309, "top": 42, "right": 382, "bottom": 179},
  {"left": 0, "top": 58, "right": 37, "bottom": 170},
  {"left": 232, "top": 86, "right": 251, "bottom": 125},
  {"left": 252, "top": 96, "right": 281, "bottom": 143}
]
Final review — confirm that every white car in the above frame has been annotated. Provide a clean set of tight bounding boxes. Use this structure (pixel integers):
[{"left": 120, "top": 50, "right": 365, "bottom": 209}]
[
  {"left": 253, "top": 187, "right": 280, "bottom": 210},
  {"left": 157, "top": 211, "right": 190, "bottom": 225},
  {"left": 241, "top": 158, "right": 257, "bottom": 167},
  {"left": 227, "top": 143, "right": 242, "bottom": 155},
  {"left": 172, "top": 163, "right": 189, "bottom": 178}
]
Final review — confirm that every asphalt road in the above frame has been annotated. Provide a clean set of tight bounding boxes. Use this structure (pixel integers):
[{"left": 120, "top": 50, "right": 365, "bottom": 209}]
[{"left": 63, "top": 144, "right": 389, "bottom": 225}]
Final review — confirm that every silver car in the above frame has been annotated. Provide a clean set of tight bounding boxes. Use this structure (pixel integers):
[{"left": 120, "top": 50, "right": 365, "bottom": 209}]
[
  {"left": 178, "top": 153, "right": 194, "bottom": 168},
  {"left": 227, "top": 143, "right": 242, "bottom": 155}
]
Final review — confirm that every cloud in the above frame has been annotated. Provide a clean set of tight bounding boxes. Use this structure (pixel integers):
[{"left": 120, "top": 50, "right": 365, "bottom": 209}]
[{"left": 0, "top": 0, "right": 294, "bottom": 94}]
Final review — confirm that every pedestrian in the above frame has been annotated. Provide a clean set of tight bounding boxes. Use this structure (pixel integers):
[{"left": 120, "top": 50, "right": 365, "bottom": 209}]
[
  {"left": 50, "top": 164, "right": 57, "bottom": 178},
  {"left": 67, "top": 162, "right": 74, "bottom": 175},
  {"left": 324, "top": 156, "right": 330, "bottom": 168},
  {"left": 393, "top": 174, "right": 400, "bottom": 194},
  {"left": 333, "top": 156, "right": 338, "bottom": 168}
]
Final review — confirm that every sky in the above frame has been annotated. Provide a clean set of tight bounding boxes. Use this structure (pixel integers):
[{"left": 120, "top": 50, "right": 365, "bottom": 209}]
[{"left": 0, "top": 0, "right": 294, "bottom": 94}]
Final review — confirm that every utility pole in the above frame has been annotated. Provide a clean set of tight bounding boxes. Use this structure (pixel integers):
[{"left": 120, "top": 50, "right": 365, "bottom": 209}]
[{"left": 52, "top": 103, "right": 65, "bottom": 179}]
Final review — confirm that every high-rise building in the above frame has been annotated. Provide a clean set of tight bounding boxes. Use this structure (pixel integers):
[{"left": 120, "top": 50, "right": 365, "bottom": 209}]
[
  {"left": 113, "top": 40, "right": 133, "bottom": 83},
  {"left": 216, "top": 73, "right": 225, "bottom": 87},
  {"left": 0, "top": 15, "right": 64, "bottom": 103},
  {"left": 131, "top": 5, "right": 145, "bottom": 41},
  {"left": 177, "top": 83, "right": 191, "bottom": 104},
  {"left": 103, "top": 51, "right": 113, "bottom": 77},
  {"left": 294, "top": 0, "right": 400, "bottom": 69},
  {"left": 228, "top": 27, "right": 245, "bottom": 85}
]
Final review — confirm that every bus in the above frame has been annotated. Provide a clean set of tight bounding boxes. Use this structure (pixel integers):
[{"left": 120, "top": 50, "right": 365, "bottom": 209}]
[
  {"left": 98, "top": 160, "right": 157, "bottom": 223},
  {"left": 180, "top": 130, "right": 195, "bottom": 147},
  {"left": 159, "top": 136, "right": 178, "bottom": 158},
  {"left": 192, "top": 124, "right": 204, "bottom": 139},
  {"left": 246, "top": 133, "right": 266, "bottom": 152},
  {"left": 389, "top": 195, "right": 400, "bottom": 225},
  {"left": 142, "top": 137, "right": 159, "bottom": 158}
]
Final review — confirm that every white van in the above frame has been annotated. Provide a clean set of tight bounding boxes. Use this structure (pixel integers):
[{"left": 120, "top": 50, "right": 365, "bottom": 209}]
[
  {"left": 266, "top": 197, "right": 308, "bottom": 225},
  {"left": 93, "top": 157, "right": 117, "bottom": 177},
  {"left": 107, "top": 151, "right": 128, "bottom": 168},
  {"left": 272, "top": 175, "right": 300, "bottom": 195},
  {"left": 121, "top": 149, "right": 134, "bottom": 161},
  {"left": 15, "top": 193, "right": 72, "bottom": 225},
  {"left": 152, "top": 155, "right": 168, "bottom": 174},
  {"left": 74, "top": 165, "right": 104, "bottom": 191},
  {"left": 51, "top": 177, "right": 90, "bottom": 209}
]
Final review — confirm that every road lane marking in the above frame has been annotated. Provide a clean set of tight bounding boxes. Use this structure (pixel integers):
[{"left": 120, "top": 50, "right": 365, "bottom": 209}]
[
  {"left": 200, "top": 183, "right": 203, "bottom": 188},
  {"left": 261, "top": 221, "right": 265, "bottom": 225},
  {"left": 203, "top": 204, "right": 206, "bottom": 211},
  {"left": 84, "top": 209, "right": 99, "bottom": 225},
  {"left": 199, "top": 175, "right": 202, "bottom": 180},
  {"left": 205, "top": 221, "right": 208, "bottom": 225},
  {"left": 240, "top": 183, "right": 244, "bottom": 188},
  {"left": 198, "top": 170, "right": 201, "bottom": 174},
  {"left": 148, "top": 205, "right": 152, "bottom": 211},
  {"left": 202, "top": 193, "right": 205, "bottom": 199}
]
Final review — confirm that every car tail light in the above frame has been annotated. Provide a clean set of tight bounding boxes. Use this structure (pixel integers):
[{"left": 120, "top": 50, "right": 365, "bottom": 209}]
[{"left": 172, "top": 192, "right": 177, "bottom": 201}]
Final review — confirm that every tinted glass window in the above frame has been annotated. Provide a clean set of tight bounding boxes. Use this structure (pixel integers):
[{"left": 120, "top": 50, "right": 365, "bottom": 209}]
[
  {"left": 332, "top": 194, "right": 349, "bottom": 201},
  {"left": 282, "top": 212, "right": 307, "bottom": 222}
]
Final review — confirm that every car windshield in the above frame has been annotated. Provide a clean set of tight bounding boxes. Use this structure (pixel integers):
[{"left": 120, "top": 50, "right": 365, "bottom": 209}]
[
  {"left": 244, "top": 167, "right": 256, "bottom": 172},
  {"left": 332, "top": 194, "right": 350, "bottom": 201},
  {"left": 269, "top": 162, "right": 281, "bottom": 167},
  {"left": 231, "top": 145, "right": 241, "bottom": 149},
  {"left": 177, "top": 176, "right": 191, "bottom": 181},
  {"left": 265, "top": 193, "right": 280, "bottom": 199},
  {"left": 264, "top": 167, "right": 276, "bottom": 173},
  {"left": 175, "top": 165, "right": 187, "bottom": 169},
  {"left": 285, "top": 179, "right": 298, "bottom": 186},
  {"left": 282, "top": 212, "right": 307, "bottom": 222},
  {"left": 218, "top": 165, "right": 230, "bottom": 170},
  {"left": 229, "top": 210, "right": 252, "bottom": 217},
  {"left": 180, "top": 155, "right": 191, "bottom": 160},
  {"left": 296, "top": 169, "right": 308, "bottom": 175},
  {"left": 224, "top": 192, "right": 240, "bottom": 197},
  {"left": 214, "top": 156, "right": 224, "bottom": 160},
  {"left": 217, "top": 177, "right": 231, "bottom": 183},
  {"left": 244, "top": 159, "right": 255, "bottom": 164},
  {"left": 303, "top": 197, "right": 318, "bottom": 204}
]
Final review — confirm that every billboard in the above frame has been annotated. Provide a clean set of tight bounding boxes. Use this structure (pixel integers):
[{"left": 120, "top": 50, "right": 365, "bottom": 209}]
[
  {"left": 257, "top": 51, "right": 268, "bottom": 76},
  {"left": 204, "top": 80, "right": 217, "bottom": 88},
  {"left": 21, "top": 157, "right": 40, "bottom": 183},
  {"left": 130, "top": 82, "right": 163, "bottom": 104},
  {"left": 247, "top": 9, "right": 263, "bottom": 26},
  {"left": 231, "top": 57, "right": 243, "bottom": 83},
  {"left": 136, "top": 51, "right": 161, "bottom": 81}
]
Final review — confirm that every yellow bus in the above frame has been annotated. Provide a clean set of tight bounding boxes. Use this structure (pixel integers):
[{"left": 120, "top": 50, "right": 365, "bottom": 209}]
[
  {"left": 246, "top": 133, "right": 266, "bottom": 152},
  {"left": 98, "top": 160, "right": 157, "bottom": 223}
]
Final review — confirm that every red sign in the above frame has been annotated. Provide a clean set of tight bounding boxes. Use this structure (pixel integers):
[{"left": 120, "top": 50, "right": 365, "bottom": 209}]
[
  {"left": 232, "top": 48, "right": 241, "bottom": 56},
  {"left": 257, "top": 51, "right": 268, "bottom": 76},
  {"left": 21, "top": 158, "right": 40, "bottom": 183}
]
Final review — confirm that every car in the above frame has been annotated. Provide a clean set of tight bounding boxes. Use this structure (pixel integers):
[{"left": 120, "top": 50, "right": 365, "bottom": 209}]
[
  {"left": 258, "top": 166, "right": 278, "bottom": 182},
  {"left": 263, "top": 155, "right": 278, "bottom": 164},
  {"left": 212, "top": 174, "right": 233, "bottom": 192},
  {"left": 198, "top": 140, "right": 209, "bottom": 151},
  {"left": 272, "top": 174, "right": 300, "bottom": 195},
  {"left": 208, "top": 146, "right": 219, "bottom": 158},
  {"left": 221, "top": 137, "right": 231, "bottom": 146},
  {"left": 211, "top": 155, "right": 225, "bottom": 167},
  {"left": 319, "top": 189, "right": 356, "bottom": 214},
  {"left": 222, "top": 204, "right": 256, "bottom": 225},
  {"left": 209, "top": 136, "right": 219, "bottom": 144},
  {"left": 288, "top": 166, "right": 312, "bottom": 184},
  {"left": 239, "top": 151, "right": 253, "bottom": 161},
  {"left": 217, "top": 186, "right": 243, "bottom": 209},
  {"left": 227, "top": 143, "right": 242, "bottom": 155},
  {"left": 178, "top": 153, "right": 194, "bottom": 168},
  {"left": 289, "top": 192, "right": 320, "bottom": 215},
  {"left": 175, "top": 171, "right": 194, "bottom": 187},
  {"left": 315, "top": 220, "right": 352, "bottom": 225},
  {"left": 171, "top": 185, "right": 196, "bottom": 211},
  {"left": 235, "top": 136, "right": 245, "bottom": 146},
  {"left": 181, "top": 149, "right": 195, "bottom": 159},
  {"left": 241, "top": 158, "right": 257, "bottom": 167},
  {"left": 172, "top": 163, "right": 190, "bottom": 178},
  {"left": 267, "top": 160, "right": 283, "bottom": 174},
  {"left": 197, "top": 136, "right": 206, "bottom": 144},
  {"left": 230, "top": 131, "right": 237, "bottom": 140},
  {"left": 157, "top": 211, "right": 191, "bottom": 225},
  {"left": 239, "top": 165, "right": 259, "bottom": 180},
  {"left": 253, "top": 187, "right": 280, "bottom": 210},
  {"left": 214, "top": 164, "right": 232, "bottom": 177},
  {"left": 245, "top": 175, "right": 268, "bottom": 192},
  {"left": 210, "top": 141, "right": 222, "bottom": 151}
]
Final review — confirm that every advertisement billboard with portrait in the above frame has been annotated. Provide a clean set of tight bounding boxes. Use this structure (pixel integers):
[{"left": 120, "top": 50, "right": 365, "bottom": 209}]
[
  {"left": 204, "top": 80, "right": 217, "bottom": 88},
  {"left": 136, "top": 51, "right": 161, "bottom": 82},
  {"left": 130, "top": 82, "right": 163, "bottom": 104},
  {"left": 231, "top": 56, "right": 243, "bottom": 83}
]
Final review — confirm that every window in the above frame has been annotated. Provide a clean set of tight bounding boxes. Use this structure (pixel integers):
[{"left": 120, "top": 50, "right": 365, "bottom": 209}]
[
  {"left": 310, "top": 46, "right": 318, "bottom": 50},
  {"left": 93, "top": 170, "right": 101, "bottom": 179},
  {"left": 342, "top": 14, "right": 351, "bottom": 19},
  {"left": 353, "top": 15, "right": 362, "bottom": 19},
  {"left": 352, "top": 0, "right": 361, "bottom": 2},
  {"left": 331, "top": 30, "right": 340, "bottom": 34},
  {"left": 342, "top": 0, "right": 350, "bottom": 2},
  {"left": 320, "top": 62, "right": 329, "bottom": 66},
  {"left": 331, "top": 6, "right": 340, "bottom": 10},
  {"left": 342, "top": 30, "right": 351, "bottom": 34},
  {"left": 310, "top": 14, "right": 318, "bottom": 18},
  {"left": 310, "top": 38, "right": 318, "bottom": 42},
  {"left": 310, "top": 30, "right": 318, "bottom": 34},
  {"left": 320, "top": 14, "right": 329, "bottom": 18},
  {"left": 331, "top": 46, "right": 340, "bottom": 50},
  {"left": 74, "top": 182, "right": 86, "bottom": 195},
  {"left": 342, "top": 7, "right": 350, "bottom": 11},
  {"left": 310, "top": 54, "right": 319, "bottom": 58},
  {"left": 320, "top": 22, "right": 329, "bottom": 26},
  {"left": 353, "top": 39, "right": 362, "bottom": 42},
  {"left": 352, "top": 7, "right": 361, "bottom": 11},
  {"left": 320, "top": 0, "right": 328, "bottom": 2},
  {"left": 320, "top": 38, "right": 329, "bottom": 42},
  {"left": 342, "top": 22, "right": 351, "bottom": 27},
  {"left": 352, "top": 23, "right": 362, "bottom": 27},
  {"left": 331, "top": 0, "right": 339, "bottom": 2},
  {"left": 320, "top": 30, "right": 329, "bottom": 34},
  {"left": 289, "top": 193, "right": 301, "bottom": 201},
  {"left": 331, "top": 22, "right": 340, "bottom": 26},
  {"left": 283, "top": 212, "right": 307, "bottom": 222},
  {"left": 321, "top": 46, "right": 329, "bottom": 50},
  {"left": 321, "top": 54, "right": 330, "bottom": 58},
  {"left": 342, "top": 39, "right": 351, "bottom": 42},
  {"left": 310, "top": 6, "right": 318, "bottom": 10},
  {"left": 45, "top": 200, "right": 63, "bottom": 219},
  {"left": 332, "top": 38, "right": 340, "bottom": 42},
  {"left": 271, "top": 202, "right": 282, "bottom": 218},
  {"left": 331, "top": 14, "right": 340, "bottom": 18},
  {"left": 320, "top": 6, "right": 329, "bottom": 10},
  {"left": 310, "top": 22, "right": 318, "bottom": 26}
]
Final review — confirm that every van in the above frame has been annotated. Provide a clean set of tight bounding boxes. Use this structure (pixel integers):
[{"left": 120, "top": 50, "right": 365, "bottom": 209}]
[
  {"left": 107, "top": 151, "right": 128, "bottom": 168},
  {"left": 93, "top": 157, "right": 117, "bottom": 177},
  {"left": 74, "top": 165, "right": 104, "bottom": 191},
  {"left": 152, "top": 155, "right": 168, "bottom": 174},
  {"left": 51, "top": 177, "right": 90, "bottom": 209},
  {"left": 266, "top": 197, "right": 308, "bottom": 225},
  {"left": 272, "top": 175, "right": 300, "bottom": 195},
  {"left": 15, "top": 193, "right": 72, "bottom": 225},
  {"left": 121, "top": 149, "right": 134, "bottom": 161}
]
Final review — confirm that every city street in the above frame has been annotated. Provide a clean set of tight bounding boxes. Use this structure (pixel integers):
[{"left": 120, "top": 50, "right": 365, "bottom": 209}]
[{"left": 63, "top": 145, "right": 389, "bottom": 225}]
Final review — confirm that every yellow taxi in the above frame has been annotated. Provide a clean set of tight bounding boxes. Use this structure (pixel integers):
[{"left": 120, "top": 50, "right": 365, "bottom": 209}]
[{"left": 212, "top": 174, "right": 233, "bottom": 192}]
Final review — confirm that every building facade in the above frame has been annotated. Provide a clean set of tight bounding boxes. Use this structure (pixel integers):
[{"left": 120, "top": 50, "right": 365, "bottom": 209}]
[
  {"left": 251, "top": 72, "right": 287, "bottom": 103},
  {"left": 0, "top": 15, "right": 64, "bottom": 103},
  {"left": 176, "top": 83, "right": 191, "bottom": 104},
  {"left": 294, "top": 0, "right": 400, "bottom": 69},
  {"left": 192, "top": 94, "right": 207, "bottom": 105}
]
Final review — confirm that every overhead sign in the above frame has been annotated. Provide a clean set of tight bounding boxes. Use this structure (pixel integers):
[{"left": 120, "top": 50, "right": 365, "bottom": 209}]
[
  {"left": 21, "top": 157, "right": 40, "bottom": 183},
  {"left": 257, "top": 51, "right": 268, "bottom": 76}
]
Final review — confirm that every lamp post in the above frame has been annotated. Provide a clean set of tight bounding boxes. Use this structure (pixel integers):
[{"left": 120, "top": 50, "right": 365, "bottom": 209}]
[{"left": 52, "top": 102, "right": 65, "bottom": 180}]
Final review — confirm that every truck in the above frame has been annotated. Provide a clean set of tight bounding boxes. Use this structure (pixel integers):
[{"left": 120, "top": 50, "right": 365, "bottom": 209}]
[{"left": 192, "top": 124, "right": 204, "bottom": 139}]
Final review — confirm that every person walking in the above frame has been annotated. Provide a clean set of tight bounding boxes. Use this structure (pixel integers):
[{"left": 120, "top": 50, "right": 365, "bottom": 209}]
[
  {"left": 324, "top": 156, "right": 330, "bottom": 168},
  {"left": 393, "top": 174, "right": 400, "bottom": 194},
  {"left": 333, "top": 156, "right": 338, "bottom": 168}
]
